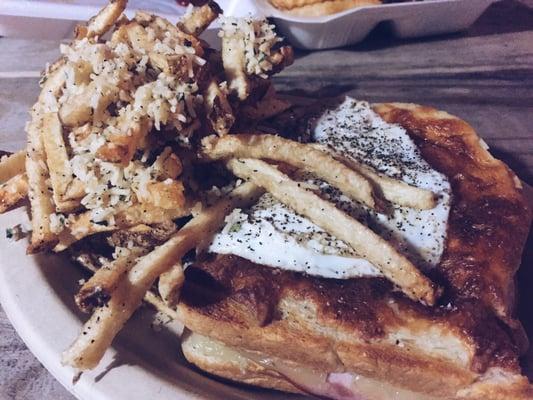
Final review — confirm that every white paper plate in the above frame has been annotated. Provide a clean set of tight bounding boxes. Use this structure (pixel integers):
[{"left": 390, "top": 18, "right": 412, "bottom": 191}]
[{"left": 0, "top": 207, "right": 303, "bottom": 400}]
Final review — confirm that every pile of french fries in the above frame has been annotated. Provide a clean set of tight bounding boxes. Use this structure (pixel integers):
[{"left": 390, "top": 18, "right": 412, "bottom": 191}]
[{"left": 0, "top": 0, "right": 441, "bottom": 373}]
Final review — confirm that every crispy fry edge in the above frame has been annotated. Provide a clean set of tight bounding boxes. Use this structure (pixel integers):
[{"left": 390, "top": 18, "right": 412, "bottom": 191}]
[{"left": 0, "top": 173, "right": 28, "bottom": 213}]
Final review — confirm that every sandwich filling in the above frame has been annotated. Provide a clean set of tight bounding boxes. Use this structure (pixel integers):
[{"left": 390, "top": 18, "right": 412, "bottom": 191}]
[
  {"left": 210, "top": 98, "right": 451, "bottom": 278},
  {"left": 183, "top": 331, "right": 442, "bottom": 400}
]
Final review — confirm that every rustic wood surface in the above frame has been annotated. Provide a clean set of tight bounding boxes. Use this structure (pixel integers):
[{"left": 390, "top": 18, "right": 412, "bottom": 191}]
[{"left": 0, "top": 1, "right": 532, "bottom": 399}]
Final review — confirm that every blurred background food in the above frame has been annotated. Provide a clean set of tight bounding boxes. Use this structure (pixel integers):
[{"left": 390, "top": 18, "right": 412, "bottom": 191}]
[{"left": 267, "top": 0, "right": 424, "bottom": 17}]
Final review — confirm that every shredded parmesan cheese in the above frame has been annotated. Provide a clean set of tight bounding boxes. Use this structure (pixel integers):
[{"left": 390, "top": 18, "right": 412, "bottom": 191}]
[
  {"left": 36, "top": 11, "right": 287, "bottom": 228},
  {"left": 219, "top": 17, "right": 282, "bottom": 78},
  {"left": 48, "top": 12, "right": 213, "bottom": 225}
]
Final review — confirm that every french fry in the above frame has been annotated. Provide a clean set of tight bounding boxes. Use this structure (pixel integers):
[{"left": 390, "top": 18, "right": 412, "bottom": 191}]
[
  {"left": 0, "top": 150, "right": 26, "bottom": 183},
  {"left": 75, "top": 0, "right": 127, "bottom": 40},
  {"left": 74, "top": 251, "right": 180, "bottom": 321},
  {"left": 226, "top": 158, "right": 439, "bottom": 306},
  {"left": 310, "top": 143, "right": 437, "bottom": 210},
  {"left": 201, "top": 134, "right": 377, "bottom": 209},
  {"left": 26, "top": 115, "right": 56, "bottom": 252},
  {"left": 96, "top": 117, "right": 151, "bottom": 165},
  {"left": 60, "top": 80, "right": 121, "bottom": 128},
  {"left": 203, "top": 80, "right": 235, "bottom": 136},
  {"left": 54, "top": 202, "right": 192, "bottom": 252},
  {"left": 40, "top": 112, "right": 79, "bottom": 212},
  {"left": 75, "top": 250, "right": 144, "bottom": 313},
  {"left": 62, "top": 178, "right": 85, "bottom": 202},
  {"left": 58, "top": 84, "right": 94, "bottom": 128},
  {"left": 144, "top": 290, "right": 180, "bottom": 320},
  {"left": 62, "top": 182, "right": 263, "bottom": 370},
  {"left": 115, "top": 200, "right": 191, "bottom": 227},
  {"left": 125, "top": 21, "right": 154, "bottom": 53},
  {"left": 0, "top": 173, "right": 28, "bottom": 213},
  {"left": 26, "top": 63, "right": 68, "bottom": 252},
  {"left": 352, "top": 160, "right": 436, "bottom": 210},
  {"left": 125, "top": 19, "right": 199, "bottom": 62},
  {"left": 151, "top": 147, "right": 183, "bottom": 180},
  {"left": 220, "top": 18, "right": 293, "bottom": 100},
  {"left": 221, "top": 34, "right": 249, "bottom": 101},
  {"left": 158, "top": 263, "right": 184, "bottom": 305},
  {"left": 177, "top": 1, "right": 222, "bottom": 36},
  {"left": 146, "top": 180, "right": 185, "bottom": 210}
]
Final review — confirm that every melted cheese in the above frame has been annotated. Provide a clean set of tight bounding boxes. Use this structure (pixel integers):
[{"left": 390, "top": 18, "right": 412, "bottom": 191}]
[
  {"left": 210, "top": 98, "right": 451, "bottom": 277},
  {"left": 184, "top": 332, "right": 441, "bottom": 400}
]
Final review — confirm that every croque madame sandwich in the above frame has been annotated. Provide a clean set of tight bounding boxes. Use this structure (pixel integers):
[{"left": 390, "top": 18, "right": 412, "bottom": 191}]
[
  {"left": 174, "top": 98, "right": 533, "bottom": 399},
  {"left": 1, "top": 1, "right": 530, "bottom": 399}
]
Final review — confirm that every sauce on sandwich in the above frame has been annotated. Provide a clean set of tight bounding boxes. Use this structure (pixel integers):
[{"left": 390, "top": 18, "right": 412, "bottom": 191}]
[{"left": 210, "top": 98, "right": 451, "bottom": 278}]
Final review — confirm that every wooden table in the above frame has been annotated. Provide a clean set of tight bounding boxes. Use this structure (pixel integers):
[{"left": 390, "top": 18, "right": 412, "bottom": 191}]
[{"left": 1, "top": 1, "right": 532, "bottom": 398}]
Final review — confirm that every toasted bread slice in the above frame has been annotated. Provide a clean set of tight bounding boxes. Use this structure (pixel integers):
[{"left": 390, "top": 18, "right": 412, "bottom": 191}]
[
  {"left": 182, "top": 331, "right": 533, "bottom": 400},
  {"left": 181, "top": 331, "right": 304, "bottom": 395},
  {"left": 177, "top": 253, "right": 531, "bottom": 399},
  {"left": 373, "top": 103, "right": 531, "bottom": 328}
]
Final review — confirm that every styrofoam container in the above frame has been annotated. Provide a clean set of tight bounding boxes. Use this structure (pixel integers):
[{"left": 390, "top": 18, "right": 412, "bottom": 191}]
[{"left": 254, "top": 0, "right": 499, "bottom": 49}]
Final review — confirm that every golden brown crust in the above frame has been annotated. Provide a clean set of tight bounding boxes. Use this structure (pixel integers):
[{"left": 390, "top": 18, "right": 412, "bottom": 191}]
[
  {"left": 373, "top": 103, "right": 532, "bottom": 327},
  {"left": 176, "top": 101, "right": 532, "bottom": 398},
  {"left": 178, "top": 254, "right": 523, "bottom": 396},
  {"left": 270, "top": 0, "right": 330, "bottom": 9}
]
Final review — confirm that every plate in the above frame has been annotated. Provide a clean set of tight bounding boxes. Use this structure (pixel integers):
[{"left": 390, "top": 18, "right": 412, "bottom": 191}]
[
  {"left": 1, "top": 190, "right": 532, "bottom": 399},
  {"left": 0, "top": 207, "right": 303, "bottom": 400}
]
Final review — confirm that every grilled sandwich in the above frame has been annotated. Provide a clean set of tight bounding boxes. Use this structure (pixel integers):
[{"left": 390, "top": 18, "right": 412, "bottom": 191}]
[{"left": 174, "top": 98, "right": 532, "bottom": 399}]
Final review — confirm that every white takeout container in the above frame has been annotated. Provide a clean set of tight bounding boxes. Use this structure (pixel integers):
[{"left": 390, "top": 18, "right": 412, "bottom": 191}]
[{"left": 254, "top": 0, "right": 499, "bottom": 49}]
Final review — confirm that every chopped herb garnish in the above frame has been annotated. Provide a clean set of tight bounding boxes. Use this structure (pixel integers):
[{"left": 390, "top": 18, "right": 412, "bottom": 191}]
[{"left": 229, "top": 222, "right": 242, "bottom": 233}]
